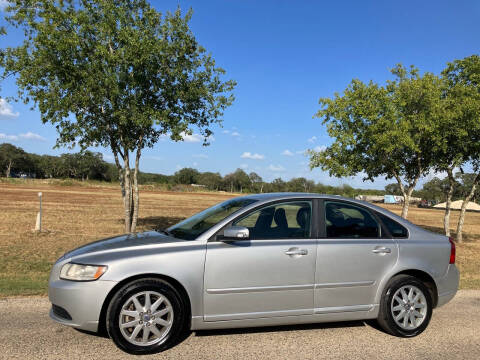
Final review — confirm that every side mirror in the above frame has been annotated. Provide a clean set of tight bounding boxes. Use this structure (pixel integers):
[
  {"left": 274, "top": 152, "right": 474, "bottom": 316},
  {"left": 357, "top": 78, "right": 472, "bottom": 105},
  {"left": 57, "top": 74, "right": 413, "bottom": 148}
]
[{"left": 222, "top": 226, "right": 249, "bottom": 241}]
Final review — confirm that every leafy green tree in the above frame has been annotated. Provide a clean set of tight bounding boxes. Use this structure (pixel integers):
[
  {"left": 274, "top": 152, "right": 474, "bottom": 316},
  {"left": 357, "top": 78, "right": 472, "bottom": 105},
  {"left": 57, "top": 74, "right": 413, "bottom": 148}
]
[
  {"left": 248, "top": 172, "right": 263, "bottom": 193},
  {"left": 223, "top": 169, "right": 250, "bottom": 193},
  {"left": 385, "top": 183, "right": 402, "bottom": 196},
  {"left": 441, "top": 55, "right": 480, "bottom": 242},
  {"left": 268, "top": 178, "right": 287, "bottom": 192},
  {"left": 287, "top": 177, "right": 314, "bottom": 192},
  {"left": 0, "top": 143, "right": 34, "bottom": 177},
  {"left": 198, "top": 171, "right": 223, "bottom": 190},
  {"left": 1, "top": 1, "right": 235, "bottom": 232},
  {"left": 309, "top": 65, "right": 444, "bottom": 218},
  {"left": 173, "top": 168, "right": 200, "bottom": 185},
  {"left": 417, "top": 177, "right": 452, "bottom": 203}
]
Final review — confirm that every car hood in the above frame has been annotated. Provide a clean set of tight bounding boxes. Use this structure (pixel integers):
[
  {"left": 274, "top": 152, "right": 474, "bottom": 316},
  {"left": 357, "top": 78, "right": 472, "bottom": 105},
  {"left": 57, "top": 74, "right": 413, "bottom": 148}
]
[{"left": 63, "top": 231, "right": 183, "bottom": 259}]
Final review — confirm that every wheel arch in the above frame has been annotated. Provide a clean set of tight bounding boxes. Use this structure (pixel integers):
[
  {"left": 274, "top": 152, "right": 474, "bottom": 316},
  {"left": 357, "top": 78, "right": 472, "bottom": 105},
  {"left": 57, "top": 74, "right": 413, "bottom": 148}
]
[
  {"left": 97, "top": 273, "right": 192, "bottom": 335},
  {"left": 386, "top": 269, "right": 438, "bottom": 308}
]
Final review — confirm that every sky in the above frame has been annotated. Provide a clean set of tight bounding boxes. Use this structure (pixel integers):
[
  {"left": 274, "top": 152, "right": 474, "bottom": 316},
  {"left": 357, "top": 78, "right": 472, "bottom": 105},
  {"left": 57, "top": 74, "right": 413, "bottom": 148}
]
[{"left": 1, "top": 0, "right": 479, "bottom": 189}]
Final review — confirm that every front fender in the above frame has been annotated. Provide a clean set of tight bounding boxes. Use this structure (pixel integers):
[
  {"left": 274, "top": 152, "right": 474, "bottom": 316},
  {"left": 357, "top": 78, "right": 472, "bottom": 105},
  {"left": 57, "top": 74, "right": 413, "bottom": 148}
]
[{"left": 71, "top": 242, "right": 207, "bottom": 317}]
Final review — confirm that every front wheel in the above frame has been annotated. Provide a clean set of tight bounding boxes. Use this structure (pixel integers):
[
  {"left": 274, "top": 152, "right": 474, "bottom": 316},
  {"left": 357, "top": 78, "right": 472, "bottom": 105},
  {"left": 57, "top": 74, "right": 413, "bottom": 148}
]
[
  {"left": 377, "top": 275, "right": 433, "bottom": 337},
  {"left": 106, "top": 278, "right": 187, "bottom": 355}
]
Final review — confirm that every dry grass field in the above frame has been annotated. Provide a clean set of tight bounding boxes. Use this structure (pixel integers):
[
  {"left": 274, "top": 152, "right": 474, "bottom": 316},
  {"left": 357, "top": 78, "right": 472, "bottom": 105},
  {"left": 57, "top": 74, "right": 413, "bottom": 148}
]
[{"left": 0, "top": 180, "right": 479, "bottom": 296}]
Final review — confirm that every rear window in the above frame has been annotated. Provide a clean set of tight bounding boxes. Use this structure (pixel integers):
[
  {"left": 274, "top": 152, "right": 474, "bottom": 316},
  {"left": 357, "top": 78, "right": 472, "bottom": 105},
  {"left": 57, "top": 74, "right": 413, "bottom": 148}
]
[{"left": 377, "top": 213, "right": 408, "bottom": 238}]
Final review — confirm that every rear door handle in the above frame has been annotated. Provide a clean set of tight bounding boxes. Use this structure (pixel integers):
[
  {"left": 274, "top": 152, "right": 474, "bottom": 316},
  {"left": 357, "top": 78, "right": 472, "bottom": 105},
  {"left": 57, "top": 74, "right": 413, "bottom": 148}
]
[
  {"left": 372, "top": 247, "right": 391, "bottom": 254},
  {"left": 285, "top": 248, "right": 308, "bottom": 256}
]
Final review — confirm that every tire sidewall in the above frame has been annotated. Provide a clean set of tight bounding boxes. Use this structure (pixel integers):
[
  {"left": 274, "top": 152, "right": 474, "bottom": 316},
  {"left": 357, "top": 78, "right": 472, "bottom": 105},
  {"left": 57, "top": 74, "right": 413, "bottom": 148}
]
[
  {"left": 380, "top": 275, "right": 433, "bottom": 337},
  {"left": 106, "top": 278, "right": 186, "bottom": 355}
]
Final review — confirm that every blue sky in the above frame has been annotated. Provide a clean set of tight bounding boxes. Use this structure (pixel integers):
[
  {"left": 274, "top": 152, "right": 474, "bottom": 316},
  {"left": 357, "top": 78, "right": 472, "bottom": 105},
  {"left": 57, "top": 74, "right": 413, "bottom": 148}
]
[{"left": 1, "top": 0, "right": 479, "bottom": 188}]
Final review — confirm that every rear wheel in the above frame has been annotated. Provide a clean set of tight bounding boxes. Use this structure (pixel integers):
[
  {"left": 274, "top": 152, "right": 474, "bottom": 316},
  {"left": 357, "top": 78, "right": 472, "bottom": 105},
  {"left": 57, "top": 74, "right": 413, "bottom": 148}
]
[
  {"left": 377, "top": 275, "right": 433, "bottom": 337},
  {"left": 106, "top": 278, "right": 186, "bottom": 354}
]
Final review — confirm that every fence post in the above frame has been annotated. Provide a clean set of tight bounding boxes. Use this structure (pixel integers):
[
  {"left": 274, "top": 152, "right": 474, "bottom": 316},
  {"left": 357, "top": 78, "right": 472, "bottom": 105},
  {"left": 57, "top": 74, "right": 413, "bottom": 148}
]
[{"left": 35, "top": 192, "right": 42, "bottom": 232}]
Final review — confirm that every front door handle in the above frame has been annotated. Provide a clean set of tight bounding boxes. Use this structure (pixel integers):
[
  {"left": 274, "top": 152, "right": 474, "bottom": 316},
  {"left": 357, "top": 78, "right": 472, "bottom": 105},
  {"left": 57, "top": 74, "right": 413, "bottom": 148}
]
[
  {"left": 285, "top": 248, "right": 308, "bottom": 256},
  {"left": 372, "top": 247, "right": 391, "bottom": 254}
]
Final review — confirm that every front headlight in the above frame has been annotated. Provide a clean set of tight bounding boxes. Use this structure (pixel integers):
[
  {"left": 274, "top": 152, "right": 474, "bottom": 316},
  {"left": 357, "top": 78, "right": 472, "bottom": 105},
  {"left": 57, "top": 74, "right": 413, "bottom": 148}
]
[{"left": 60, "top": 263, "right": 107, "bottom": 281}]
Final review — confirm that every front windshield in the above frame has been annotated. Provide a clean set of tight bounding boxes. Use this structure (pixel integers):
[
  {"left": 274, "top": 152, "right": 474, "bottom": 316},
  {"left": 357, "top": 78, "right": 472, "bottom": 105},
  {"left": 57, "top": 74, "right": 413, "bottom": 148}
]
[{"left": 167, "top": 198, "right": 258, "bottom": 240}]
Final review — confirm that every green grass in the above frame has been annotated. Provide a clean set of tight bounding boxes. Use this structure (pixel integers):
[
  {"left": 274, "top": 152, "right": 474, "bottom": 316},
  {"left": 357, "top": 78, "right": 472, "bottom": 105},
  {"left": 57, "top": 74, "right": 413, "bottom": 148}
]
[{"left": 0, "top": 274, "right": 50, "bottom": 297}]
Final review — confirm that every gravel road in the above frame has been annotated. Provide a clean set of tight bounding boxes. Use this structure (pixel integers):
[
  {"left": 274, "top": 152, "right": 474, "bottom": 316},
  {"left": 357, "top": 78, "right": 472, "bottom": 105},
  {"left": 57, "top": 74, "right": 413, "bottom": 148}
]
[{"left": 1, "top": 290, "right": 479, "bottom": 359}]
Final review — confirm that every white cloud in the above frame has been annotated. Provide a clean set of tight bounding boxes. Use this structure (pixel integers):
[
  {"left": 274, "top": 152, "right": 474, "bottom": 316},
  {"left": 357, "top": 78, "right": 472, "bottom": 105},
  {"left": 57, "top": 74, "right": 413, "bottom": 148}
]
[
  {"left": 282, "top": 149, "right": 293, "bottom": 156},
  {"left": 267, "top": 164, "right": 286, "bottom": 172},
  {"left": 307, "top": 136, "right": 317, "bottom": 143},
  {"left": 241, "top": 152, "right": 265, "bottom": 160},
  {"left": 193, "top": 162, "right": 198, "bottom": 167},
  {"left": 19, "top": 132, "right": 46, "bottom": 141},
  {"left": 0, "top": 133, "right": 19, "bottom": 141},
  {"left": 181, "top": 132, "right": 203, "bottom": 143},
  {"left": 296, "top": 150, "right": 307, "bottom": 155},
  {"left": 0, "top": 131, "right": 45, "bottom": 142},
  {"left": 193, "top": 154, "right": 208, "bottom": 159},
  {"left": 180, "top": 132, "right": 214, "bottom": 143},
  {"left": 313, "top": 145, "right": 326, "bottom": 152},
  {"left": 0, "top": 99, "right": 20, "bottom": 119},
  {"left": 0, "top": 0, "right": 9, "bottom": 11},
  {"left": 223, "top": 129, "right": 241, "bottom": 137},
  {"left": 240, "top": 163, "right": 248, "bottom": 169}
]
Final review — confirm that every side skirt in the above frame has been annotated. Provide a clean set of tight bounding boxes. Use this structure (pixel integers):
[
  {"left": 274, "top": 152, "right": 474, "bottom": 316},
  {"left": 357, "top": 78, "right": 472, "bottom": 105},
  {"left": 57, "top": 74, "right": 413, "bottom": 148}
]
[{"left": 191, "top": 305, "right": 379, "bottom": 331}]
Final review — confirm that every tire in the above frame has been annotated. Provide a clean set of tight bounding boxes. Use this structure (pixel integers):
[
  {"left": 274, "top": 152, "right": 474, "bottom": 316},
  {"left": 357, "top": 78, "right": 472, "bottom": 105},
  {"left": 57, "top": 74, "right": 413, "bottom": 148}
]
[
  {"left": 377, "top": 275, "right": 433, "bottom": 337},
  {"left": 106, "top": 278, "right": 187, "bottom": 355}
]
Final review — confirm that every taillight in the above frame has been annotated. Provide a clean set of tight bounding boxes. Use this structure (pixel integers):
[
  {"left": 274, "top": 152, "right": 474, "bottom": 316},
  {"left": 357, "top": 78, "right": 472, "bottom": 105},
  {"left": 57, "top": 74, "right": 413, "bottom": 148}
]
[{"left": 448, "top": 237, "right": 456, "bottom": 264}]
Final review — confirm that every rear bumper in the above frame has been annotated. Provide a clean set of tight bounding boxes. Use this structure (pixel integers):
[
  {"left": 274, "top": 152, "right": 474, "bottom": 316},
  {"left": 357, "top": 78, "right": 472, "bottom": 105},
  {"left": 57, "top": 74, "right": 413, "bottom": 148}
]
[
  {"left": 436, "top": 264, "right": 459, "bottom": 308},
  {"left": 48, "top": 278, "right": 117, "bottom": 332}
]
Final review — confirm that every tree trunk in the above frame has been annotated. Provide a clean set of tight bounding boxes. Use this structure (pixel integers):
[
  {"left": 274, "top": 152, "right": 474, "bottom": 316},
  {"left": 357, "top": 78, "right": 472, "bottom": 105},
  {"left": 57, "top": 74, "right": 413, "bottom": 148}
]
[
  {"left": 112, "top": 142, "right": 143, "bottom": 234},
  {"left": 456, "top": 173, "right": 480, "bottom": 243},
  {"left": 443, "top": 167, "right": 455, "bottom": 237},
  {"left": 401, "top": 190, "right": 411, "bottom": 219},
  {"left": 122, "top": 151, "right": 133, "bottom": 233},
  {"left": 393, "top": 171, "right": 420, "bottom": 219},
  {"left": 6, "top": 160, "right": 12, "bottom": 177},
  {"left": 130, "top": 142, "right": 142, "bottom": 233}
]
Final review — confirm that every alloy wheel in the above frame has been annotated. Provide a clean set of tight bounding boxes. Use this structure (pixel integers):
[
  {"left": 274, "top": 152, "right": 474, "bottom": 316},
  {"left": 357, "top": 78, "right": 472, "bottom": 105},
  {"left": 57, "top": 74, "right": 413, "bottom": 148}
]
[
  {"left": 390, "top": 285, "right": 427, "bottom": 330},
  {"left": 118, "top": 291, "right": 174, "bottom": 346}
]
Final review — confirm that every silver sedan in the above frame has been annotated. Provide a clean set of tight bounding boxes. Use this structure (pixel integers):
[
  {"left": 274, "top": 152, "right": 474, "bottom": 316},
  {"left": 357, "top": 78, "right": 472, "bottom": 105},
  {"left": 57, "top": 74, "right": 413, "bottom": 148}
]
[{"left": 48, "top": 193, "right": 459, "bottom": 354}]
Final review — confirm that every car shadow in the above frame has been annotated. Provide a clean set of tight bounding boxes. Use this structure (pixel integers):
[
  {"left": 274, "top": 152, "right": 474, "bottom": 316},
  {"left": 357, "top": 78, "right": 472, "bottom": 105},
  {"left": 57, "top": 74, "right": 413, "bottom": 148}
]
[
  {"left": 75, "top": 320, "right": 386, "bottom": 351},
  {"left": 194, "top": 320, "right": 369, "bottom": 337}
]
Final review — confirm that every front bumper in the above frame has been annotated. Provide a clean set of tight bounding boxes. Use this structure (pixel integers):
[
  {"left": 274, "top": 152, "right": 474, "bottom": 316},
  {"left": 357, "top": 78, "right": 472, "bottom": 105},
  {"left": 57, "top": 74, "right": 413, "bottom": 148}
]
[
  {"left": 48, "top": 262, "right": 117, "bottom": 332},
  {"left": 436, "top": 264, "right": 460, "bottom": 308}
]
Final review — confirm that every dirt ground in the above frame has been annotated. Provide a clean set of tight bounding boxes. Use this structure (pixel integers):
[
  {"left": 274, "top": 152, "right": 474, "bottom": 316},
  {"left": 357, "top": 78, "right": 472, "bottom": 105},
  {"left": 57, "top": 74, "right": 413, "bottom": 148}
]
[{"left": 0, "top": 181, "right": 479, "bottom": 295}]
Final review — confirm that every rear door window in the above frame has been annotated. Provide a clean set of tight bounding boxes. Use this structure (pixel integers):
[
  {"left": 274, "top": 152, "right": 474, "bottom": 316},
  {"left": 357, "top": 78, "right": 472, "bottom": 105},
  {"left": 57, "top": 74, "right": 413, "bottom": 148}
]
[
  {"left": 376, "top": 213, "right": 408, "bottom": 238},
  {"left": 324, "top": 201, "right": 380, "bottom": 238}
]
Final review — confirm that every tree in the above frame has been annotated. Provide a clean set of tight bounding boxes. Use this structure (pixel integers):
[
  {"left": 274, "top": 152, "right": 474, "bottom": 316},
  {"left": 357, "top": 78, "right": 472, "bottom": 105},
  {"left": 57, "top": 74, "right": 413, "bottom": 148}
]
[
  {"left": 385, "top": 183, "right": 402, "bottom": 195},
  {"left": 173, "top": 168, "right": 200, "bottom": 185},
  {"left": 309, "top": 65, "right": 443, "bottom": 218},
  {"left": 248, "top": 172, "right": 263, "bottom": 193},
  {"left": 223, "top": 168, "right": 250, "bottom": 193},
  {"left": 269, "top": 178, "right": 287, "bottom": 192},
  {"left": 418, "top": 177, "right": 452, "bottom": 203},
  {"left": 287, "top": 177, "right": 314, "bottom": 192},
  {"left": 198, "top": 171, "right": 223, "bottom": 190},
  {"left": 0, "top": 143, "right": 33, "bottom": 177},
  {"left": 441, "top": 55, "right": 480, "bottom": 242},
  {"left": 1, "top": 1, "right": 235, "bottom": 233}
]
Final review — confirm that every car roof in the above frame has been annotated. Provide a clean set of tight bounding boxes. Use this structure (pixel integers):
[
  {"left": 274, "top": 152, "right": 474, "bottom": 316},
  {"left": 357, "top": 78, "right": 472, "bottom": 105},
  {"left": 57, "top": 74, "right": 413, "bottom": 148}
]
[
  {"left": 238, "top": 192, "right": 348, "bottom": 201},
  {"left": 235, "top": 192, "right": 410, "bottom": 224}
]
